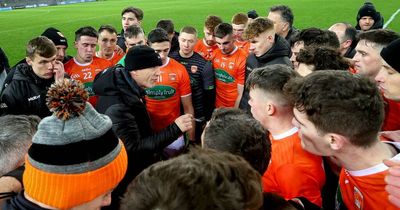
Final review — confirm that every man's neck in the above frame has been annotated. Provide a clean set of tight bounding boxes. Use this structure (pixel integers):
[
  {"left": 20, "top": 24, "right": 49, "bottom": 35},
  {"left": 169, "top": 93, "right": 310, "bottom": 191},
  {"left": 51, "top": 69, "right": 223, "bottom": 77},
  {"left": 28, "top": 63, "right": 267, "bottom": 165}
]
[
  {"left": 202, "top": 38, "right": 214, "bottom": 47},
  {"left": 337, "top": 141, "right": 397, "bottom": 171},
  {"left": 339, "top": 47, "right": 348, "bottom": 57},
  {"left": 265, "top": 115, "right": 295, "bottom": 136},
  {"left": 96, "top": 51, "right": 113, "bottom": 60},
  {"left": 222, "top": 46, "right": 237, "bottom": 55},
  {"left": 179, "top": 50, "right": 194, "bottom": 58},
  {"left": 74, "top": 56, "right": 92, "bottom": 65}
]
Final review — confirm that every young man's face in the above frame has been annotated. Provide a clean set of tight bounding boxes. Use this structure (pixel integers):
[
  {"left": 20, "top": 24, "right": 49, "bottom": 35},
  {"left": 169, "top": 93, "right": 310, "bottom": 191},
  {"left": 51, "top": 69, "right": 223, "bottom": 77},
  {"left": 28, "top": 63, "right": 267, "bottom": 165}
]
[
  {"left": 290, "top": 41, "right": 304, "bottom": 70},
  {"left": 358, "top": 16, "right": 375, "bottom": 31},
  {"left": 98, "top": 30, "right": 117, "bottom": 58},
  {"left": 248, "top": 88, "right": 268, "bottom": 128},
  {"left": 203, "top": 27, "right": 215, "bottom": 46},
  {"left": 375, "top": 60, "right": 400, "bottom": 101},
  {"left": 179, "top": 32, "right": 197, "bottom": 56},
  {"left": 125, "top": 34, "right": 146, "bottom": 50},
  {"left": 150, "top": 41, "right": 170, "bottom": 65},
  {"left": 215, "top": 34, "right": 235, "bottom": 54},
  {"left": 353, "top": 39, "right": 382, "bottom": 80},
  {"left": 74, "top": 35, "right": 97, "bottom": 63},
  {"left": 267, "top": 11, "right": 286, "bottom": 37},
  {"left": 249, "top": 30, "right": 274, "bottom": 57},
  {"left": 55, "top": 45, "right": 67, "bottom": 62},
  {"left": 130, "top": 66, "right": 161, "bottom": 88},
  {"left": 26, "top": 53, "right": 57, "bottom": 79},
  {"left": 122, "top": 12, "right": 140, "bottom": 31},
  {"left": 232, "top": 24, "right": 246, "bottom": 42},
  {"left": 292, "top": 108, "right": 331, "bottom": 156}
]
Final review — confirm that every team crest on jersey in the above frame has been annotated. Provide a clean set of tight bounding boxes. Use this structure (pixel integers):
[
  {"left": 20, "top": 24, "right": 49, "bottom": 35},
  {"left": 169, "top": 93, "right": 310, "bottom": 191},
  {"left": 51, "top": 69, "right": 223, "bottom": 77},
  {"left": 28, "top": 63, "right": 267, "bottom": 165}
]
[
  {"left": 191, "top": 66, "right": 198, "bottom": 73},
  {"left": 353, "top": 186, "right": 364, "bottom": 210},
  {"left": 169, "top": 73, "right": 177, "bottom": 81},
  {"left": 146, "top": 85, "right": 176, "bottom": 100},
  {"left": 215, "top": 69, "right": 234, "bottom": 83},
  {"left": 228, "top": 62, "right": 235, "bottom": 70}
]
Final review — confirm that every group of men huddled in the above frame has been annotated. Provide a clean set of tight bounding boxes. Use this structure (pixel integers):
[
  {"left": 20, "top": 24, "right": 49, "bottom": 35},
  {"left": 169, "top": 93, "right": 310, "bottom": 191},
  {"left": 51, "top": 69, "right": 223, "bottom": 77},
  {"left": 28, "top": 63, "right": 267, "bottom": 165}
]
[{"left": 0, "top": 1, "right": 400, "bottom": 210}]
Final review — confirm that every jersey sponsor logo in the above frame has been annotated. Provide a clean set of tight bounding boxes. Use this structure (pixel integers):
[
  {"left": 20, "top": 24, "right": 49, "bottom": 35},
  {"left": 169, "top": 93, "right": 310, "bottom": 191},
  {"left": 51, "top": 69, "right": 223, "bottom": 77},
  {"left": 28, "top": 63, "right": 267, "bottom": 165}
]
[
  {"left": 27, "top": 95, "right": 40, "bottom": 102},
  {"left": 215, "top": 69, "right": 234, "bottom": 83},
  {"left": 81, "top": 68, "right": 91, "bottom": 72},
  {"left": 146, "top": 85, "right": 176, "bottom": 100}
]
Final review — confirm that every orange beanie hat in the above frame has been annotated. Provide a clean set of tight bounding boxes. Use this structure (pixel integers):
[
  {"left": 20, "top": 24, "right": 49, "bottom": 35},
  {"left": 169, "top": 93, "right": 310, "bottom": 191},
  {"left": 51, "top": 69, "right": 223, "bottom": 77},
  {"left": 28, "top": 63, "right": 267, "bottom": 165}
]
[{"left": 23, "top": 79, "right": 127, "bottom": 209}]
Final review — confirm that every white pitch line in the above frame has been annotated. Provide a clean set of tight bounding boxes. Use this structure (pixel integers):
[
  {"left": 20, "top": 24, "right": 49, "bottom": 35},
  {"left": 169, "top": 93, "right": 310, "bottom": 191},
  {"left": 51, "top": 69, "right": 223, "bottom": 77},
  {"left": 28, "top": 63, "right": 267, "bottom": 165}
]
[{"left": 384, "top": 8, "right": 400, "bottom": 29}]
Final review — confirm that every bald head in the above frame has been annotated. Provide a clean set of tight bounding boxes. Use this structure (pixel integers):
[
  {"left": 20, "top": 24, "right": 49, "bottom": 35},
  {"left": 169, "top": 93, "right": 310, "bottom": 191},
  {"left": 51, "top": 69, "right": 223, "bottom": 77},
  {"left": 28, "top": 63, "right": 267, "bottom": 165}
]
[{"left": 329, "top": 23, "right": 357, "bottom": 56}]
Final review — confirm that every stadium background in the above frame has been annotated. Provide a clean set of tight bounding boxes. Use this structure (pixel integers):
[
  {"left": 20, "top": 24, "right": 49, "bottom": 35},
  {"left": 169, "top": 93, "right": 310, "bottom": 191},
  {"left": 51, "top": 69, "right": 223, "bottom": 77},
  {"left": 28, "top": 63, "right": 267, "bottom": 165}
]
[{"left": 0, "top": 0, "right": 399, "bottom": 65}]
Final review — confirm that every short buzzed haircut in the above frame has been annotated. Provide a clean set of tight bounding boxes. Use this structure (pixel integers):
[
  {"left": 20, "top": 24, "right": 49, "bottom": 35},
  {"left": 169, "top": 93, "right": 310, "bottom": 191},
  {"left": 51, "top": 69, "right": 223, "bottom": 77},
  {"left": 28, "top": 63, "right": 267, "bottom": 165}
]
[
  {"left": 0, "top": 115, "right": 40, "bottom": 176},
  {"left": 269, "top": 5, "right": 294, "bottom": 27},
  {"left": 26, "top": 36, "right": 57, "bottom": 59},
  {"left": 74, "top": 26, "right": 98, "bottom": 41},
  {"left": 244, "top": 17, "right": 274, "bottom": 40},
  {"left": 180, "top": 26, "right": 197, "bottom": 36},
  {"left": 291, "top": 28, "right": 340, "bottom": 49},
  {"left": 284, "top": 71, "right": 384, "bottom": 147},
  {"left": 247, "top": 64, "right": 298, "bottom": 106},
  {"left": 156, "top": 19, "right": 174, "bottom": 34},
  {"left": 147, "top": 28, "right": 170, "bottom": 44},
  {"left": 124, "top": 25, "right": 144, "bottom": 39},
  {"left": 204, "top": 15, "right": 223, "bottom": 32},
  {"left": 120, "top": 148, "right": 263, "bottom": 210},
  {"left": 214, "top": 23, "right": 233, "bottom": 39},
  {"left": 121, "top": 6, "right": 143, "bottom": 21},
  {"left": 357, "top": 29, "right": 400, "bottom": 49},
  {"left": 98, "top": 24, "right": 118, "bottom": 35},
  {"left": 231, "top": 13, "right": 248, "bottom": 25},
  {"left": 203, "top": 108, "right": 271, "bottom": 174}
]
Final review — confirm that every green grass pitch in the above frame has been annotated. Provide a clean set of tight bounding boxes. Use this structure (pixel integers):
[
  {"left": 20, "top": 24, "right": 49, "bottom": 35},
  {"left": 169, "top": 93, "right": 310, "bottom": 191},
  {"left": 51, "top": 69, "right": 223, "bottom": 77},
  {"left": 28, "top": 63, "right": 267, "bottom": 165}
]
[{"left": 0, "top": 0, "right": 399, "bottom": 65}]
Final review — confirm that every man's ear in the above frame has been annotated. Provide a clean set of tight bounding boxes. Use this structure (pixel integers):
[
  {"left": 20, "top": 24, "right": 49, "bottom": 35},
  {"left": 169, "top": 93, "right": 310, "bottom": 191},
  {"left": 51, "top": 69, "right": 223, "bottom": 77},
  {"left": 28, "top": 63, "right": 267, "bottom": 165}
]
[
  {"left": 328, "top": 133, "right": 347, "bottom": 151},
  {"left": 266, "top": 102, "right": 276, "bottom": 116},
  {"left": 129, "top": 70, "right": 137, "bottom": 78},
  {"left": 342, "top": 39, "right": 352, "bottom": 49},
  {"left": 26, "top": 57, "right": 33, "bottom": 66},
  {"left": 282, "top": 22, "right": 290, "bottom": 32}
]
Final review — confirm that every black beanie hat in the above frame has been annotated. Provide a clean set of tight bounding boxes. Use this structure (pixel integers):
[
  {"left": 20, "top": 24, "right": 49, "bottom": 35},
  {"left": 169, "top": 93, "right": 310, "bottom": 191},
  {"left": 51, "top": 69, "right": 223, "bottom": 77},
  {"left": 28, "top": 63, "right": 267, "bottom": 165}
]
[
  {"left": 248, "top": 10, "right": 259, "bottom": 19},
  {"left": 41, "top": 27, "right": 68, "bottom": 48},
  {"left": 357, "top": 2, "right": 378, "bottom": 21},
  {"left": 381, "top": 38, "right": 400, "bottom": 73},
  {"left": 125, "top": 45, "right": 162, "bottom": 72}
]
